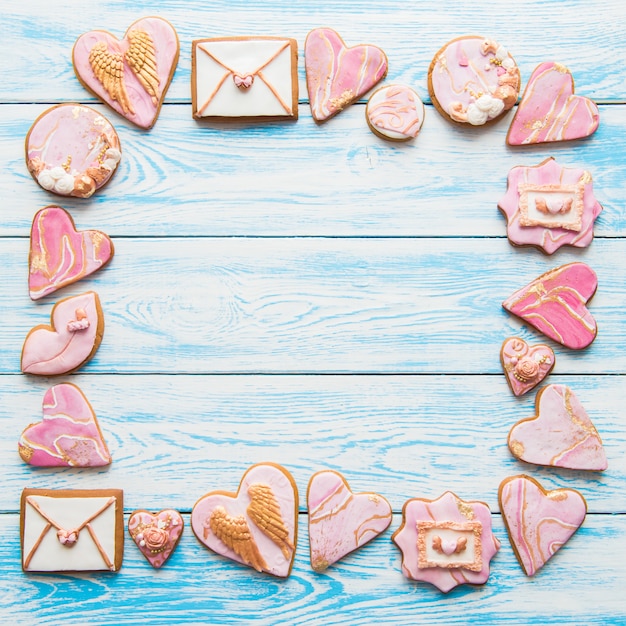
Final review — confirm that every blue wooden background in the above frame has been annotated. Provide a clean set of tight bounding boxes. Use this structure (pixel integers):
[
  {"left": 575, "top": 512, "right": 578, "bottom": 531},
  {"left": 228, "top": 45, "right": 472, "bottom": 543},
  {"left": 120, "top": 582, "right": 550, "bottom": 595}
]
[{"left": 1, "top": 0, "right": 625, "bottom": 623}]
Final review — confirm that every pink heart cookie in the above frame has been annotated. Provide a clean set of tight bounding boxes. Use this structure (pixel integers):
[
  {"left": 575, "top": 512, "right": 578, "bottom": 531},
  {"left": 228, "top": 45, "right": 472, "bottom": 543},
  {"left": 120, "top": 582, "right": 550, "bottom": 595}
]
[
  {"left": 21, "top": 291, "right": 104, "bottom": 376},
  {"left": 128, "top": 509, "right": 184, "bottom": 568},
  {"left": 499, "top": 475, "right": 587, "bottom": 576},
  {"left": 19, "top": 383, "right": 111, "bottom": 467},
  {"left": 508, "top": 384, "right": 607, "bottom": 471},
  {"left": 307, "top": 470, "right": 392, "bottom": 571},
  {"left": 502, "top": 262, "right": 597, "bottom": 350},
  {"left": 73, "top": 17, "right": 180, "bottom": 129},
  {"left": 500, "top": 337, "right": 554, "bottom": 396},
  {"left": 29, "top": 206, "right": 114, "bottom": 301},
  {"left": 507, "top": 62, "right": 599, "bottom": 145},
  {"left": 191, "top": 463, "right": 298, "bottom": 577},
  {"left": 305, "top": 27, "right": 388, "bottom": 122}
]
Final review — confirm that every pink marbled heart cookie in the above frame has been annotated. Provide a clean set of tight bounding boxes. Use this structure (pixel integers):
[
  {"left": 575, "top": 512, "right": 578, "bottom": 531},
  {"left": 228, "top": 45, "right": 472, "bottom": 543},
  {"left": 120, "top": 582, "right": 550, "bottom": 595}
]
[
  {"left": 508, "top": 384, "right": 607, "bottom": 470},
  {"left": 21, "top": 291, "right": 104, "bottom": 376},
  {"left": 191, "top": 463, "right": 298, "bottom": 577},
  {"left": 307, "top": 470, "right": 392, "bottom": 571},
  {"left": 19, "top": 383, "right": 111, "bottom": 467},
  {"left": 499, "top": 474, "right": 587, "bottom": 576},
  {"left": 128, "top": 509, "right": 184, "bottom": 568},
  {"left": 29, "top": 206, "right": 114, "bottom": 300},
  {"left": 507, "top": 62, "right": 599, "bottom": 145},
  {"left": 502, "top": 262, "right": 597, "bottom": 350},
  {"left": 73, "top": 17, "right": 180, "bottom": 129},
  {"left": 305, "top": 28, "right": 388, "bottom": 123},
  {"left": 500, "top": 337, "right": 554, "bottom": 396}
]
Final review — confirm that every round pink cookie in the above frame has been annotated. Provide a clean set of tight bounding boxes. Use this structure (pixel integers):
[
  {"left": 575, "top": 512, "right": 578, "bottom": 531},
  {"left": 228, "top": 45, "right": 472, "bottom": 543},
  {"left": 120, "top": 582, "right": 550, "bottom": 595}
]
[
  {"left": 428, "top": 35, "right": 520, "bottom": 126},
  {"left": 26, "top": 104, "right": 121, "bottom": 199},
  {"left": 366, "top": 84, "right": 425, "bottom": 141}
]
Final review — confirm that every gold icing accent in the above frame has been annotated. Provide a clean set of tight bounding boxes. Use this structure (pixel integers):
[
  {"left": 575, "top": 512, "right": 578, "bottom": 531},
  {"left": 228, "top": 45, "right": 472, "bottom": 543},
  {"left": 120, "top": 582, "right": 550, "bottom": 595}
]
[
  {"left": 457, "top": 499, "right": 475, "bottom": 520},
  {"left": 30, "top": 252, "right": 49, "bottom": 275},
  {"left": 554, "top": 63, "right": 570, "bottom": 74},
  {"left": 19, "top": 443, "right": 34, "bottom": 462},
  {"left": 89, "top": 42, "right": 134, "bottom": 115},
  {"left": 330, "top": 89, "right": 354, "bottom": 111},
  {"left": 368, "top": 494, "right": 380, "bottom": 504},
  {"left": 125, "top": 29, "right": 160, "bottom": 106},
  {"left": 547, "top": 491, "right": 568, "bottom": 501},
  {"left": 62, "top": 155, "right": 72, "bottom": 172},
  {"left": 580, "top": 171, "right": 592, "bottom": 184},
  {"left": 247, "top": 483, "right": 294, "bottom": 559},
  {"left": 510, "top": 440, "right": 524, "bottom": 457}
]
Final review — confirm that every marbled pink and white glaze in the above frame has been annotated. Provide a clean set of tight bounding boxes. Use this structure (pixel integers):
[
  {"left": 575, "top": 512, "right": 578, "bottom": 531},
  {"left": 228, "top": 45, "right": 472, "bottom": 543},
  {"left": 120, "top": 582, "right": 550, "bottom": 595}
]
[
  {"left": 305, "top": 28, "right": 388, "bottom": 122},
  {"left": 21, "top": 291, "right": 104, "bottom": 376},
  {"left": 392, "top": 491, "right": 500, "bottom": 592},
  {"left": 499, "top": 158, "right": 602, "bottom": 254},
  {"left": 507, "top": 62, "right": 599, "bottom": 145},
  {"left": 502, "top": 262, "right": 597, "bottom": 350},
  {"left": 191, "top": 463, "right": 297, "bottom": 577},
  {"left": 508, "top": 384, "right": 607, "bottom": 470},
  {"left": 19, "top": 383, "right": 111, "bottom": 467},
  {"left": 26, "top": 104, "right": 121, "bottom": 198},
  {"left": 365, "top": 84, "right": 425, "bottom": 141},
  {"left": 429, "top": 36, "right": 520, "bottom": 125},
  {"left": 500, "top": 337, "right": 554, "bottom": 396},
  {"left": 128, "top": 509, "right": 184, "bottom": 568},
  {"left": 73, "top": 17, "right": 179, "bottom": 129},
  {"left": 307, "top": 470, "right": 392, "bottom": 571},
  {"left": 29, "top": 206, "right": 114, "bottom": 300},
  {"left": 499, "top": 475, "right": 586, "bottom": 576}
]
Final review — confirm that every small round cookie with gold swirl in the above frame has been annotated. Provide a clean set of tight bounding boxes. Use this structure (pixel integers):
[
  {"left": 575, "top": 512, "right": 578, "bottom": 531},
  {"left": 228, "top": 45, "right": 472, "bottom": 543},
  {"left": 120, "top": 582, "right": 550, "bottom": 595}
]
[{"left": 366, "top": 84, "right": 425, "bottom": 141}]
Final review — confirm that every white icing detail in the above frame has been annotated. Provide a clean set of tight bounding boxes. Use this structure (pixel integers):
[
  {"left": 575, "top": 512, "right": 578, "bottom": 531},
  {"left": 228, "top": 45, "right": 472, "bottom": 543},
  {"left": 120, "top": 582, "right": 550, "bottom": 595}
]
[
  {"left": 54, "top": 174, "right": 75, "bottom": 195},
  {"left": 467, "top": 94, "right": 505, "bottom": 125},
  {"left": 105, "top": 148, "right": 121, "bottom": 163},
  {"left": 495, "top": 45, "right": 508, "bottom": 62},
  {"left": 37, "top": 170, "right": 56, "bottom": 190}
]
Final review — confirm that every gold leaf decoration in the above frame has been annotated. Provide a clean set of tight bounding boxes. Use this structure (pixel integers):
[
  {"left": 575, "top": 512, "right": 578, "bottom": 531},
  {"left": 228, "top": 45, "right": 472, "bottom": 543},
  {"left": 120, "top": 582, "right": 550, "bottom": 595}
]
[
  {"left": 125, "top": 29, "right": 160, "bottom": 105},
  {"left": 247, "top": 483, "right": 294, "bottom": 559},
  {"left": 89, "top": 42, "right": 134, "bottom": 114}
]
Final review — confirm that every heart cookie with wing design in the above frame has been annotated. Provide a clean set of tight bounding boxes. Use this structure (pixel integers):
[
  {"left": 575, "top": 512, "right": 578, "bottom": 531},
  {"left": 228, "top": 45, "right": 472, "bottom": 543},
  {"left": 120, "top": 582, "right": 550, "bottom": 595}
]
[
  {"left": 128, "top": 509, "right": 184, "bottom": 568},
  {"left": 191, "top": 463, "right": 298, "bottom": 577}
]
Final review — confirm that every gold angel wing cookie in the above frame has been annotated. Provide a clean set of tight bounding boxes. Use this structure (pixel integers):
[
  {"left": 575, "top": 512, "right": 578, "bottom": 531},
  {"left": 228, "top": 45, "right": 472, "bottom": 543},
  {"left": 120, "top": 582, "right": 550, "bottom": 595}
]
[
  {"left": 125, "top": 29, "right": 160, "bottom": 106},
  {"left": 89, "top": 42, "right": 134, "bottom": 115},
  {"left": 247, "top": 483, "right": 294, "bottom": 559},
  {"left": 209, "top": 506, "right": 267, "bottom": 572}
]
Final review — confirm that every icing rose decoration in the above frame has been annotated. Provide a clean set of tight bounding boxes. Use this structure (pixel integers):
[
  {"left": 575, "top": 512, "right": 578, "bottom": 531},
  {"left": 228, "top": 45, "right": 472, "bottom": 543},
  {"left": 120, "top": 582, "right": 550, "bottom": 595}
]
[
  {"left": 141, "top": 526, "right": 170, "bottom": 552},
  {"left": 514, "top": 357, "right": 539, "bottom": 382},
  {"left": 501, "top": 337, "right": 555, "bottom": 396},
  {"left": 128, "top": 509, "right": 184, "bottom": 568}
]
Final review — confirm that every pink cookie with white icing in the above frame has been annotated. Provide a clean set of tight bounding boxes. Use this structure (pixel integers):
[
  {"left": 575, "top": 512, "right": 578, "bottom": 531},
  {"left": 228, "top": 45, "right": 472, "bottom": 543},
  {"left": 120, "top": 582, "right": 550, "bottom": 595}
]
[
  {"left": 128, "top": 509, "right": 184, "bottom": 568},
  {"left": 73, "top": 17, "right": 180, "bottom": 129},
  {"left": 508, "top": 384, "right": 607, "bottom": 471},
  {"left": 500, "top": 337, "right": 554, "bottom": 397},
  {"left": 191, "top": 463, "right": 298, "bottom": 577},
  {"left": 428, "top": 35, "right": 520, "bottom": 126},
  {"left": 307, "top": 470, "right": 392, "bottom": 572},
  {"left": 499, "top": 158, "right": 603, "bottom": 254},
  {"left": 305, "top": 28, "right": 388, "bottom": 123},
  {"left": 502, "top": 262, "right": 598, "bottom": 350},
  {"left": 21, "top": 291, "right": 104, "bottom": 376},
  {"left": 19, "top": 383, "right": 111, "bottom": 467},
  {"left": 365, "top": 84, "right": 425, "bottom": 141},
  {"left": 499, "top": 475, "right": 587, "bottom": 576},
  {"left": 392, "top": 491, "right": 500, "bottom": 592},
  {"left": 29, "top": 206, "right": 114, "bottom": 300},
  {"left": 25, "top": 104, "right": 121, "bottom": 199},
  {"left": 507, "top": 62, "right": 599, "bottom": 145}
]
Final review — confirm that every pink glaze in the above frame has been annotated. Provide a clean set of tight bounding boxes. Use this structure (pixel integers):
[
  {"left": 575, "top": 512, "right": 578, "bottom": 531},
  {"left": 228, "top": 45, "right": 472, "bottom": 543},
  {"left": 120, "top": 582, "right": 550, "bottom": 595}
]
[
  {"left": 392, "top": 491, "right": 500, "bottom": 592},
  {"left": 507, "top": 62, "right": 599, "bottom": 145},
  {"left": 128, "top": 509, "right": 184, "bottom": 568},
  {"left": 73, "top": 17, "right": 179, "bottom": 129},
  {"left": 29, "top": 206, "right": 114, "bottom": 300},
  {"left": 500, "top": 337, "right": 554, "bottom": 397},
  {"left": 19, "top": 383, "right": 111, "bottom": 467},
  {"left": 502, "top": 262, "right": 597, "bottom": 350},
  {"left": 21, "top": 291, "right": 103, "bottom": 376},
  {"left": 366, "top": 84, "right": 425, "bottom": 141},
  {"left": 499, "top": 475, "right": 586, "bottom": 576},
  {"left": 191, "top": 463, "right": 298, "bottom": 577},
  {"left": 307, "top": 470, "right": 392, "bottom": 571},
  {"left": 499, "top": 158, "right": 602, "bottom": 254},
  {"left": 305, "top": 28, "right": 388, "bottom": 122},
  {"left": 508, "top": 384, "right": 607, "bottom": 471}
]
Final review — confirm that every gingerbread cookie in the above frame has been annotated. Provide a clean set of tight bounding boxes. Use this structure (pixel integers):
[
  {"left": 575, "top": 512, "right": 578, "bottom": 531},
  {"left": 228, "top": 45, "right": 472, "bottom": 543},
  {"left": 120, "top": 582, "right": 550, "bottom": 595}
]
[
  {"left": 26, "top": 104, "right": 121, "bottom": 198},
  {"left": 128, "top": 509, "right": 184, "bottom": 568},
  {"left": 365, "top": 84, "right": 425, "bottom": 141},
  {"left": 500, "top": 337, "right": 554, "bottom": 397},
  {"left": 428, "top": 36, "right": 520, "bottom": 126}
]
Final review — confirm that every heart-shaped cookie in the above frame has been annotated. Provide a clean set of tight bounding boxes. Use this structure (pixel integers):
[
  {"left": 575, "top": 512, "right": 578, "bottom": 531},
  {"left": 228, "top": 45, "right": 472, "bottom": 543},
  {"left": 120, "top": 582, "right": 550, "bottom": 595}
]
[
  {"left": 191, "top": 463, "right": 298, "bottom": 577},
  {"left": 507, "top": 62, "right": 599, "bottom": 145},
  {"left": 499, "top": 475, "right": 586, "bottom": 576},
  {"left": 502, "top": 262, "right": 597, "bottom": 350},
  {"left": 21, "top": 291, "right": 104, "bottom": 376},
  {"left": 29, "top": 206, "right": 114, "bottom": 301},
  {"left": 500, "top": 337, "right": 555, "bottom": 396},
  {"left": 73, "top": 17, "right": 180, "bottom": 129},
  {"left": 307, "top": 470, "right": 392, "bottom": 571},
  {"left": 19, "top": 383, "right": 111, "bottom": 467},
  {"left": 128, "top": 509, "right": 184, "bottom": 568},
  {"left": 508, "top": 384, "right": 607, "bottom": 470},
  {"left": 305, "top": 27, "right": 388, "bottom": 122}
]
